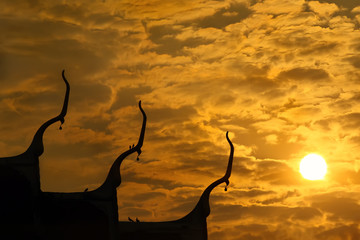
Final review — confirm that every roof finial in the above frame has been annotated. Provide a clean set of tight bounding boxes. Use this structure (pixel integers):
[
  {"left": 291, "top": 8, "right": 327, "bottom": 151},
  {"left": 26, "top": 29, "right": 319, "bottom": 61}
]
[
  {"left": 26, "top": 70, "right": 70, "bottom": 156},
  {"left": 91, "top": 101, "right": 146, "bottom": 197},
  {"left": 182, "top": 131, "right": 234, "bottom": 219}
]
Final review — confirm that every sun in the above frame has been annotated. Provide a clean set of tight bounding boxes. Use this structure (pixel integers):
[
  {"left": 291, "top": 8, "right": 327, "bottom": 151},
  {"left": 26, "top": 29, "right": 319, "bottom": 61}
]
[{"left": 299, "top": 153, "right": 327, "bottom": 180}]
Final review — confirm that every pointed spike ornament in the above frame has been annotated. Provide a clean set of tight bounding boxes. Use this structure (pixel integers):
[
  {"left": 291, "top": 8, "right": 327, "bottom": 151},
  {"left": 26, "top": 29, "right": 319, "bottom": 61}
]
[
  {"left": 59, "top": 116, "right": 65, "bottom": 130},
  {"left": 225, "top": 179, "right": 230, "bottom": 191}
]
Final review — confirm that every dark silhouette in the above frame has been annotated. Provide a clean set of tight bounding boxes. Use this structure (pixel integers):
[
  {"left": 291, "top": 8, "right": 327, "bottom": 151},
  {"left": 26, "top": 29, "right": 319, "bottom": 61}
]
[
  {"left": 0, "top": 70, "right": 234, "bottom": 240},
  {"left": 0, "top": 70, "right": 69, "bottom": 239},
  {"left": 117, "top": 132, "right": 234, "bottom": 240},
  {"left": 39, "top": 99, "right": 146, "bottom": 240},
  {"left": 0, "top": 71, "right": 146, "bottom": 239}
]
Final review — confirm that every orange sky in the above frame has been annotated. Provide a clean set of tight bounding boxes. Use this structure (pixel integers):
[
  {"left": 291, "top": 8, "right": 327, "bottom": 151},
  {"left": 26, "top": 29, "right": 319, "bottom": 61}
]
[{"left": 2, "top": 0, "right": 360, "bottom": 239}]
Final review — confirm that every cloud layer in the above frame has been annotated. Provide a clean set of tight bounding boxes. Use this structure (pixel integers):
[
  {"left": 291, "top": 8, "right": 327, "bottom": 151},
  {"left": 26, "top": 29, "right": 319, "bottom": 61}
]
[{"left": 1, "top": 0, "right": 360, "bottom": 239}]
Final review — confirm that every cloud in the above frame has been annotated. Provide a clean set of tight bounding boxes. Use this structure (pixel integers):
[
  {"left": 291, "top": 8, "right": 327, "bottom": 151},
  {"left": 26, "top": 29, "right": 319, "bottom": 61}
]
[
  {"left": 110, "top": 86, "right": 152, "bottom": 111},
  {"left": 2, "top": 0, "right": 360, "bottom": 239},
  {"left": 194, "top": 2, "right": 252, "bottom": 29},
  {"left": 212, "top": 204, "right": 322, "bottom": 222},
  {"left": 310, "top": 193, "right": 360, "bottom": 222},
  {"left": 257, "top": 189, "right": 300, "bottom": 204},
  {"left": 144, "top": 24, "right": 215, "bottom": 56},
  {"left": 278, "top": 67, "right": 330, "bottom": 82},
  {"left": 309, "top": 0, "right": 359, "bottom": 11},
  {"left": 346, "top": 56, "right": 360, "bottom": 69},
  {"left": 316, "top": 224, "right": 360, "bottom": 240}
]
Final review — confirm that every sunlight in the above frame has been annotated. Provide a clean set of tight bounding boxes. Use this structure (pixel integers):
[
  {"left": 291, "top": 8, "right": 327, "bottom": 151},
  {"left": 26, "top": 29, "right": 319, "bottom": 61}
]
[{"left": 300, "top": 153, "right": 327, "bottom": 180}]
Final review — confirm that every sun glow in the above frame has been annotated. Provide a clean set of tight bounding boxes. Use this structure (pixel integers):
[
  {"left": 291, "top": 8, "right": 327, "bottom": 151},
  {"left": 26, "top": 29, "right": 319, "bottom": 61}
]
[{"left": 300, "top": 154, "right": 327, "bottom": 180}]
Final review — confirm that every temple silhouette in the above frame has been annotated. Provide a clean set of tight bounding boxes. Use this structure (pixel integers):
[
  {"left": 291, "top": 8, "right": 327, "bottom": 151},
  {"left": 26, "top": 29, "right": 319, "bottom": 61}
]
[{"left": 0, "top": 71, "right": 234, "bottom": 240}]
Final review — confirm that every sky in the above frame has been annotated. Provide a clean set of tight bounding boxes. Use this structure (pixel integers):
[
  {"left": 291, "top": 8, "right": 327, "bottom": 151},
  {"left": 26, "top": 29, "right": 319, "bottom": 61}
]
[{"left": 1, "top": 0, "right": 360, "bottom": 239}]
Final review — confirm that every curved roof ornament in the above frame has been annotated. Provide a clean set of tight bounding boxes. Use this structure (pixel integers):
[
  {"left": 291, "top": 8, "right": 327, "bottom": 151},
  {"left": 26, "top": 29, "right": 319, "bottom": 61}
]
[
  {"left": 37, "top": 101, "right": 147, "bottom": 240},
  {"left": 39, "top": 101, "right": 147, "bottom": 239},
  {"left": 0, "top": 70, "right": 236, "bottom": 239},
  {"left": 0, "top": 70, "right": 71, "bottom": 235},
  {"left": 181, "top": 131, "right": 234, "bottom": 220},
  {"left": 88, "top": 100, "right": 147, "bottom": 198},
  {"left": 118, "top": 132, "right": 234, "bottom": 239},
  {"left": 26, "top": 70, "right": 70, "bottom": 157}
]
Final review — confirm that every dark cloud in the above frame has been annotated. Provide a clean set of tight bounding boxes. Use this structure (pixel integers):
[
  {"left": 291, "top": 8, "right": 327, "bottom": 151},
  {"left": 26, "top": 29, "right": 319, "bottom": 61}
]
[
  {"left": 195, "top": 3, "right": 252, "bottom": 29},
  {"left": 258, "top": 190, "right": 300, "bottom": 205},
  {"left": 316, "top": 224, "right": 360, "bottom": 240},
  {"left": 47, "top": 3, "right": 88, "bottom": 23},
  {"left": 70, "top": 81, "right": 112, "bottom": 110},
  {"left": 0, "top": 0, "right": 41, "bottom": 10},
  {"left": 278, "top": 67, "right": 330, "bottom": 82},
  {"left": 48, "top": 3, "right": 127, "bottom": 28},
  {"left": 0, "top": 13, "right": 124, "bottom": 89},
  {"left": 302, "top": 3, "right": 313, "bottom": 13},
  {"left": 309, "top": 0, "right": 360, "bottom": 10},
  {"left": 230, "top": 189, "right": 275, "bottom": 199},
  {"left": 306, "top": 0, "right": 360, "bottom": 21},
  {"left": 341, "top": 112, "right": 360, "bottom": 130},
  {"left": 166, "top": 195, "right": 202, "bottom": 215},
  {"left": 214, "top": 94, "right": 236, "bottom": 106},
  {"left": 147, "top": 105, "right": 198, "bottom": 124},
  {"left": 299, "top": 42, "right": 339, "bottom": 56},
  {"left": 346, "top": 56, "right": 360, "bottom": 69},
  {"left": 110, "top": 86, "right": 152, "bottom": 111},
  {"left": 12, "top": 90, "right": 62, "bottom": 113},
  {"left": 273, "top": 35, "right": 315, "bottom": 49},
  {"left": 44, "top": 139, "right": 114, "bottom": 160},
  {"left": 172, "top": 153, "right": 242, "bottom": 181},
  {"left": 143, "top": 2, "right": 252, "bottom": 56},
  {"left": 311, "top": 193, "right": 360, "bottom": 222},
  {"left": 233, "top": 127, "right": 303, "bottom": 161},
  {"left": 231, "top": 76, "right": 279, "bottom": 94},
  {"left": 80, "top": 115, "right": 112, "bottom": 133},
  {"left": 315, "top": 112, "right": 360, "bottom": 132},
  {"left": 123, "top": 170, "right": 199, "bottom": 190},
  {"left": 292, "top": 207, "right": 322, "bottom": 221},
  {"left": 249, "top": 0, "right": 265, "bottom": 6},
  {"left": 350, "top": 41, "right": 360, "bottom": 52},
  {"left": 212, "top": 204, "right": 322, "bottom": 222},
  {"left": 235, "top": 223, "right": 269, "bottom": 232},
  {"left": 127, "top": 191, "right": 166, "bottom": 202},
  {"left": 0, "top": 38, "right": 113, "bottom": 86},
  {"left": 145, "top": 24, "right": 214, "bottom": 56}
]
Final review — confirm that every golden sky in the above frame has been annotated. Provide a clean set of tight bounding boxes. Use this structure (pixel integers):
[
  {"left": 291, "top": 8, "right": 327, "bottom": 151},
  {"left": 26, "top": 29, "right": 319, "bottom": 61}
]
[{"left": 2, "top": 0, "right": 360, "bottom": 239}]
